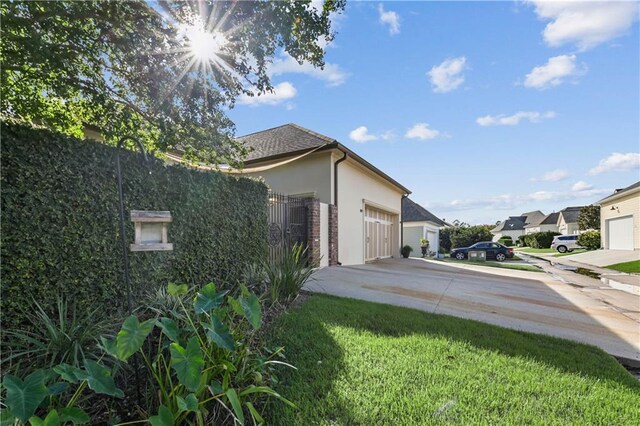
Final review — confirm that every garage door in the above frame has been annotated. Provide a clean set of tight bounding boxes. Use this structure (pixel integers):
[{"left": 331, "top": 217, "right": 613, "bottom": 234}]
[
  {"left": 365, "top": 206, "right": 394, "bottom": 261},
  {"left": 607, "top": 216, "right": 634, "bottom": 250}
]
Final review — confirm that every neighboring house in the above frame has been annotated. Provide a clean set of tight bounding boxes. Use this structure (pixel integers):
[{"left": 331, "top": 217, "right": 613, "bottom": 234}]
[
  {"left": 556, "top": 206, "right": 584, "bottom": 235},
  {"left": 402, "top": 198, "right": 449, "bottom": 256},
  {"left": 525, "top": 212, "right": 560, "bottom": 234},
  {"left": 491, "top": 210, "right": 545, "bottom": 241},
  {"left": 170, "top": 123, "right": 411, "bottom": 266},
  {"left": 596, "top": 181, "right": 640, "bottom": 251}
]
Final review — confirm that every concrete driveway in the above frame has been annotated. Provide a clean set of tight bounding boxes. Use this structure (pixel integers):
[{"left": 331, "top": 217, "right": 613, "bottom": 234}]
[{"left": 305, "top": 258, "right": 640, "bottom": 362}]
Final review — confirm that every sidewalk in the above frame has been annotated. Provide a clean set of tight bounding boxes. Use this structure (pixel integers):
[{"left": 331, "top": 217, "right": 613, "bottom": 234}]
[{"left": 516, "top": 250, "right": 640, "bottom": 296}]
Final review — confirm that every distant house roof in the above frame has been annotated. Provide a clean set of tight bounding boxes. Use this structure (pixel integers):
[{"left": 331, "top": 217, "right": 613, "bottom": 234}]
[
  {"left": 402, "top": 198, "right": 448, "bottom": 226},
  {"left": 558, "top": 206, "right": 584, "bottom": 224},
  {"left": 492, "top": 216, "right": 527, "bottom": 232},
  {"left": 531, "top": 211, "right": 560, "bottom": 226},
  {"left": 236, "top": 123, "right": 411, "bottom": 194},
  {"left": 597, "top": 181, "right": 640, "bottom": 204}
]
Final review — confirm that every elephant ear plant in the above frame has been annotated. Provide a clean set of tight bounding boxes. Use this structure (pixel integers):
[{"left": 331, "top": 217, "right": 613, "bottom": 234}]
[{"left": 0, "top": 283, "right": 294, "bottom": 425}]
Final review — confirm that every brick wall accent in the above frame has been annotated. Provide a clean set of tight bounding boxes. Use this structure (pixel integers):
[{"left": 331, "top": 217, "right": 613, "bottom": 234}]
[
  {"left": 328, "top": 204, "right": 338, "bottom": 266},
  {"left": 306, "top": 198, "right": 321, "bottom": 267}
]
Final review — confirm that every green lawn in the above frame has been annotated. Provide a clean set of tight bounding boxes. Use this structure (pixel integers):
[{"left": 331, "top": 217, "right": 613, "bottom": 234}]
[
  {"left": 436, "top": 257, "right": 543, "bottom": 272},
  {"left": 266, "top": 295, "right": 640, "bottom": 425},
  {"left": 517, "top": 247, "right": 555, "bottom": 254},
  {"left": 553, "top": 249, "right": 587, "bottom": 257},
  {"left": 606, "top": 260, "right": 640, "bottom": 273}
]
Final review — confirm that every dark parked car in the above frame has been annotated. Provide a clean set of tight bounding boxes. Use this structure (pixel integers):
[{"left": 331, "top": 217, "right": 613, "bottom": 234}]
[{"left": 450, "top": 241, "right": 514, "bottom": 262}]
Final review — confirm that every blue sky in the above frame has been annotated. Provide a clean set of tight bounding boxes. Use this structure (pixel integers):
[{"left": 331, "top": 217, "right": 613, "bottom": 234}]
[{"left": 227, "top": 1, "right": 640, "bottom": 225}]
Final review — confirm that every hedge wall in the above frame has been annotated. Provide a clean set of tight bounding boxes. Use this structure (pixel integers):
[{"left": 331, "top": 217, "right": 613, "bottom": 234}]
[{"left": 1, "top": 122, "right": 268, "bottom": 329}]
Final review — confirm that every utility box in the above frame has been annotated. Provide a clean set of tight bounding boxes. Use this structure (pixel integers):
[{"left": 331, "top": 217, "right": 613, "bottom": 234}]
[{"left": 468, "top": 250, "right": 486, "bottom": 262}]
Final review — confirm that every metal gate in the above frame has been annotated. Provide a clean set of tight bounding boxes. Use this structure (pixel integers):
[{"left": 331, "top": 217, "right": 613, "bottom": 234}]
[{"left": 267, "top": 192, "right": 308, "bottom": 262}]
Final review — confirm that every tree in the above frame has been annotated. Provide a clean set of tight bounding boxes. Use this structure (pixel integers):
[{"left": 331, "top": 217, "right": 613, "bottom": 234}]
[
  {"left": 578, "top": 205, "right": 600, "bottom": 230},
  {"left": 449, "top": 225, "right": 493, "bottom": 249},
  {"left": 1, "top": 0, "right": 345, "bottom": 165}
]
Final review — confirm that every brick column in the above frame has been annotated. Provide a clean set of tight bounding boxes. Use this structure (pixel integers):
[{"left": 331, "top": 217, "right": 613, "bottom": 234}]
[
  {"left": 306, "top": 199, "right": 321, "bottom": 267},
  {"left": 328, "top": 204, "right": 338, "bottom": 266}
]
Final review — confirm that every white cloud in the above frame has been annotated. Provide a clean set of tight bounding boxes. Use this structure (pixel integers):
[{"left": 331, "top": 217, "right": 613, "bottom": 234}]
[
  {"left": 349, "top": 126, "right": 378, "bottom": 143},
  {"left": 268, "top": 53, "right": 348, "bottom": 87},
  {"left": 477, "top": 111, "right": 556, "bottom": 126},
  {"left": 405, "top": 123, "right": 441, "bottom": 140},
  {"left": 526, "top": 1, "right": 639, "bottom": 51},
  {"left": 524, "top": 54, "right": 585, "bottom": 89},
  {"left": 428, "top": 57, "right": 467, "bottom": 93},
  {"left": 378, "top": 4, "right": 400, "bottom": 35},
  {"left": 530, "top": 169, "right": 569, "bottom": 182},
  {"left": 572, "top": 181, "right": 593, "bottom": 192},
  {"left": 237, "top": 82, "right": 297, "bottom": 106},
  {"left": 589, "top": 152, "right": 640, "bottom": 175}
]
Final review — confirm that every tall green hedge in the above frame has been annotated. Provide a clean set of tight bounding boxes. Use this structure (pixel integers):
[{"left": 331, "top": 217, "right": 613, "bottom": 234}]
[{"left": 1, "top": 122, "right": 268, "bottom": 329}]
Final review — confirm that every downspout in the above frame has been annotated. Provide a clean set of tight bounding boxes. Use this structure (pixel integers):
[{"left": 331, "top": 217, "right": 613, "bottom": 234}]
[
  {"left": 401, "top": 194, "right": 409, "bottom": 254},
  {"left": 333, "top": 151, "right": 348, "bottom": 265}
]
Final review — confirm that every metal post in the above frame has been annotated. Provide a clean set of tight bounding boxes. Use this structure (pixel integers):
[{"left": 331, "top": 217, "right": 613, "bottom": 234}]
[{"left": 114, "top": 136, "right": 148, "bottom": 405}]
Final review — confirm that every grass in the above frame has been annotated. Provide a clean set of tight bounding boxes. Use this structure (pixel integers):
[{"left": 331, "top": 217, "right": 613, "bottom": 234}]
[
  {"left": 517, "top": 247, "right": 556, "bottom": 254},
  {"left": 266, "top": 295, "right": 640, "bottom": 425},
  {"left": 606, "top": 260, "right": 640, "bottom": 273},
  {"left": 436, "top": 257, "right": 543, "bottom": 272},
  {"left": 553, "top": 249, "right": 587, "bottom": 257}
]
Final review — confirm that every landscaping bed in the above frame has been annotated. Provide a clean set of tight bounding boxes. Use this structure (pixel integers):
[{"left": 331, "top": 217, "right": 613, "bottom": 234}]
[{"left": 266, "top": 294, "right": 640, "bottom": 425}]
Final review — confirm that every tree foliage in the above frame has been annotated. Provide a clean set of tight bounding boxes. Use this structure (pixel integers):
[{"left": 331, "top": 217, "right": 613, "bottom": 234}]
[
  {"left": 578, "top": 205, "right": 600, "bottom": 230},
  {"left": 1, "top": 0, "right": 345, "bottom": 164},
  {"left": 578, "top": 230, "right": 601, "bottom": 250},
  {"left": 440, "top": 225, "right": 494, "bottom": 251}
]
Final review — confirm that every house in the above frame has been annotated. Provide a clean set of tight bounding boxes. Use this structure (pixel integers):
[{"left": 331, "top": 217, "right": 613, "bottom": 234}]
[
  {"left": 556, "top": 206, "right": 584, "bottom": 235},
  {"left": 491, "top": 210, "right": 545, "bottom": 241},
  {"left": 186, "top": 123, "right": 411, "bottom": 266},
  {"left": 596, "top": 181, "right": 639, "bottom": 251},
  {"left": 524, "top": 212, "right": 560, "bottom": 234},
  {"left": 402, "top": 198, "right": 449, "bottom": 256}
]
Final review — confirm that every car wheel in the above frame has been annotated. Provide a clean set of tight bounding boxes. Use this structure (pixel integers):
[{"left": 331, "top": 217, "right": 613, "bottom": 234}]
[
  {"left": 455, "top": 252, "right": 465, "bottom": 260},
  {"left": 495, "top": 253, "right": 506, "bottom": 262},
  {"left": 557, "top": 245, "right": 567, "bottom": 253}
]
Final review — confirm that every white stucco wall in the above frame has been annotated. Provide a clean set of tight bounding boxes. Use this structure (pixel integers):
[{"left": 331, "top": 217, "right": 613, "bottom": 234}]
[
  {"left": 600, "top": 190, "right": 640, "bottom": 250},
  {"left": 558, "top": 218, "right": 579, "bottom": 235},
  {"left": 492, "top": 230, "right": 524, "bottom": 242},
  {"left": 525, "top": 224, "right": 559, "bottom": 234},
  {"left": 336, "top": 156, "right": 405, "bottom": 265},
  {"left": 239, "top": 153, "right": 333, "bottom": 203}
]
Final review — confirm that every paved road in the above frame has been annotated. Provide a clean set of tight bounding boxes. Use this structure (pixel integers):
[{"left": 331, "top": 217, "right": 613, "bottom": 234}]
[{"left": 306, "top": 258, "right": 640, "bottom": 362}]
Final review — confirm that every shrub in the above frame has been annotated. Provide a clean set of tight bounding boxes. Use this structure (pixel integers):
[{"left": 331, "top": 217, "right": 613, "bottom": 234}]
[
  {"left": 517, "top": 235, "right": 528, "bottom": 247},
  {"left": 498, "top": 236, "right": 513, "bottom": 246},
  {"left": 449, "top": 225, "right": 494, "bottom": 248},
  {"left": 1, "top": 122, "right": 268, "bottom": 330},
  {"left": 439, "top": 227, "right": 453, "bottom": 253},
  {"left": 578, "top": 231, "right": 601, "bottom": 250},
  {"left": 524, "top": 231, "right": 560, "bottom": 249},
  {"left": 401, "top": 245, "right": 413, "bottom": 257},
  {"left": 263, "top": 244, "right": 314, "bottom": 303},
  {"left": 1, "top": 296, "right": 115, "bottom": 376}
]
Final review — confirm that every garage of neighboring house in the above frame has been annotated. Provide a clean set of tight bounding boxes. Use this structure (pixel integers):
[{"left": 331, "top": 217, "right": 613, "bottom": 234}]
[
  {"left": 597, "top": 181, "right": 640, "bottom": 251},
  {"left": 402, "top": 198, "right": 448, "bottom": 256}
]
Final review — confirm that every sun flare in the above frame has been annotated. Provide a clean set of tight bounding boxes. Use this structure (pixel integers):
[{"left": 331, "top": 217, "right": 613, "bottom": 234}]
[{"left": 186, "top": 25, "right": 226, "bottom": 62}]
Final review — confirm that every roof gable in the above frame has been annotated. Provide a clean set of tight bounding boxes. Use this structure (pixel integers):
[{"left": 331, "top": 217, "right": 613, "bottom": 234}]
[
  {"left": 402, "top": 198, "right": 447, "bottom": 226},
  {"left": 492, "top": 216, "right": 527, "bottom": 232},
  {"left": 558, "top": 206, "right": 584, "bottom": 224},
  {"left": 597, "top": 181, "right": 640, "bottom": 204}
]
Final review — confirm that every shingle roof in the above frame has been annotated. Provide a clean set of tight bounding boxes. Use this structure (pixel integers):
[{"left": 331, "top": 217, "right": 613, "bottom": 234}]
[
  {"left": 492, "top": 216, "right": 527, "bottom": 232},
  {"left": 597, "top": 181, "right": 640, "bottom": 203},
  {"left": 402, "top": 198, "right": 448, "bottom": 226},
  {"left": 559, "top": 206, "right": 584, "bottom": 224},
  {"left": 237, "top": 123, "right": 335, "bottom": 162},
  {"left": 236, "top": 123, "right": 411, "bottom": 194},
  {"left": 540, "top": 211, "right": 560, "bottom": 225}
]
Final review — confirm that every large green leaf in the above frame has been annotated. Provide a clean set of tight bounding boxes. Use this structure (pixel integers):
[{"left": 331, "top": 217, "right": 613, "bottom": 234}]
[
  {"left": 156, "top": 317, "right": 180, "bottom": 342},
  {"left": 170, "top": 337, "right": 204, "bottom": 392},
  {"left": 176, "top": 393, "right": 199, "bottom": 413},
  {"left": 240, "top": 292, "right": 262, "bottom": 329},
  {"left": 167, "top": 283, "right": 188, "bottom": 297},
  {"left": 53, "top": 364, "right": 84, "bottom": 384},
  {"left": 225, "top": 388, "right": 244, "bottom": 425},
  {"left": 2, "top": 370, "right": 49, "bottom": 422},
  {"left": 59, "top": 407, "right": 90, "bottom": 424},
  {"left": 29, "top": 409, "right": 60, "bottom": 426},
  {"left": 193, "top": 283, "right": 227, "bottom": 314},
  {"left": 204, "top": 317, "right": 235, "bottom": 351},
  {"left": 82, "top": 360, "right": 124, "bottom": 398},
  {"left": 149, "top": 405, "right": 174, "bottom": 426},
  {"left": 116, "top": 315, "right": 155, "bottom": 361}
]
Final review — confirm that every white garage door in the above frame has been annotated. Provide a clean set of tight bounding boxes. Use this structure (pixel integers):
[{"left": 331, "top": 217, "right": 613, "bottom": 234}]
[
  {"left": 365, "top": 206, "right": 394, "bottom": 261},
  {"left": 607, "top": 216, "right": 634, "bottom": 250}
]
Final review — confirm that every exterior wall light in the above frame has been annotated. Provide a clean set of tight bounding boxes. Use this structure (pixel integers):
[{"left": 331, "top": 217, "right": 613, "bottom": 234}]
[{"left": 130, "top": 210, "right": 173, "bottom": 251}]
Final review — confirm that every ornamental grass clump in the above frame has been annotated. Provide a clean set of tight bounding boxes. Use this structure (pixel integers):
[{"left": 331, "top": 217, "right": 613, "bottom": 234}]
[{"left": 263, "top": 244, "right": 314, "bottom": 303}]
